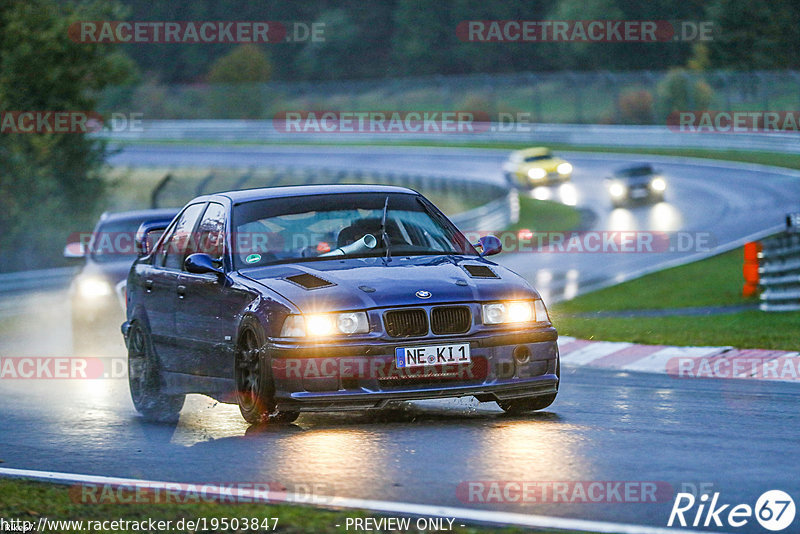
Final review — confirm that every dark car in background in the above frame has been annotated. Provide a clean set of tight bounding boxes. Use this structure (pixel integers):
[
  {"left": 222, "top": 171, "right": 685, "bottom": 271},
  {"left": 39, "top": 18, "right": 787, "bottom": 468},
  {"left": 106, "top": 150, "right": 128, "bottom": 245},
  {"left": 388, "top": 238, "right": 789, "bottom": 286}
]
[
  {"left": 604, "top": 163, "right": 667, "bottom": 207},
  {"left": 123, "top": 185, "right": 559, "bottom": 423},
  {"left": 65, "top": 209, "right": 178, "bottom": 355}
]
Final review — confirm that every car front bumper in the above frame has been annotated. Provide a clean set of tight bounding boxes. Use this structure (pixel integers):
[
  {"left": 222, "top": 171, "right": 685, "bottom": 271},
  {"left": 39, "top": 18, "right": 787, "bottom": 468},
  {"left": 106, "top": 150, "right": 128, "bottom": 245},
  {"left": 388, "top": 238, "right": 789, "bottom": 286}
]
[{"left": 266, "top": 327, "right": 559, "bottom": 412}]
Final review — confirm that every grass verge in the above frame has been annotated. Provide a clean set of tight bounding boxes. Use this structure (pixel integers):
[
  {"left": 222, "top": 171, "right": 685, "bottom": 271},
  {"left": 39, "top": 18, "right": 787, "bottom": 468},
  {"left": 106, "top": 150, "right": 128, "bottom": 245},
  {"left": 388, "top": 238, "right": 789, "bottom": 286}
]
[
  {"left": 508, "top": 195, "right": 582, "bottom": 235},
  {"left": 551, "top": 249, "right": 800, "bottom": 350},
  {"left": 0, "top": 478, "right": 545, "bottom": 534}
]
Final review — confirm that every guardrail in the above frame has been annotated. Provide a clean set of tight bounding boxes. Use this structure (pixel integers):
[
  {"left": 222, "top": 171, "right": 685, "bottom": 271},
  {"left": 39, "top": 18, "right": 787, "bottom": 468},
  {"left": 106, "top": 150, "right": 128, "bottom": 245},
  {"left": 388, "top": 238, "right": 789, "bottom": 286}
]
[
  {"left": 100, "top": 120, "right": 800, "bottom": 154},
  {"left": 0, "top": 267, "right": 77, "bottom": 296},
  {"left": 758, "top": 215, "right": 800, "bottom": 312}
]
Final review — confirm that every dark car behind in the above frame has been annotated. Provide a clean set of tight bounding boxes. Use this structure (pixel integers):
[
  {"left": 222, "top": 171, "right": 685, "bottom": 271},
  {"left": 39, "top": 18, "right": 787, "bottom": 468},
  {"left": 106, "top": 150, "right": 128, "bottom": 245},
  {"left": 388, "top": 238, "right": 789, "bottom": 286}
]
[
  {"left": 65, "top": 209, "right": 178, "bottom": 355},
  {"left": 604, "top": 163, "right": 667, "bottom": 207}
]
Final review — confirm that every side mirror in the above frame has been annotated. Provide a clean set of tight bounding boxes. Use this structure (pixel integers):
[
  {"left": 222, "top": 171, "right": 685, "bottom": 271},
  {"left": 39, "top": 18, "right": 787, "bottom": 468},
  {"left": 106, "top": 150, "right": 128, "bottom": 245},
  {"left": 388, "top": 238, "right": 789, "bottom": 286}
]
[
  {"left": 135, "top": 221, "right": 168, "bottom": 255},
  {"left": 63, "top": 241, "right": 86, "bottom": 259},
  {"left": 185, "top": 253, "right": 224, "bottom": 277},
  {"left": 475, "top": 235, "right": 502, "bottom": 257}
]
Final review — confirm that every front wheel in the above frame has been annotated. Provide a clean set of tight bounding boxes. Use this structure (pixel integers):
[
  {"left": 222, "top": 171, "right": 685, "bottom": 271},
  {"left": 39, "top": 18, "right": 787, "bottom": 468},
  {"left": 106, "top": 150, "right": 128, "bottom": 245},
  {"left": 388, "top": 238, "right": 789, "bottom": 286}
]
[
  {"left": 127, "top": 322, "right": 185, "bottom": 422},
  {"left": 499, "top": 393, "right": 557, "bottom": 414},
  {"left": 235, "top": 317, "right": 299, "bottom": 425}
]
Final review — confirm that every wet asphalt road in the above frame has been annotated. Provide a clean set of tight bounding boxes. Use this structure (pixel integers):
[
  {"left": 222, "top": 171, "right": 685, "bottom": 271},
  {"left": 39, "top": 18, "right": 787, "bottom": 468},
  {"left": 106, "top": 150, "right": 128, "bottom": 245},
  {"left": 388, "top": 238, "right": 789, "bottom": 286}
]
[{"left": 1, "top": 365, "right": 798, "bottom": 532}]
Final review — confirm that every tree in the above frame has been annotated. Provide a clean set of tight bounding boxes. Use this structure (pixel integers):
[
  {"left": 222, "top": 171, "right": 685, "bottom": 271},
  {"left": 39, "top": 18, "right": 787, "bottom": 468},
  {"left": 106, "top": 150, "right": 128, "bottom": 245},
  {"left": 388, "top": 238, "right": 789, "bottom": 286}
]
[
  {"left": 0, "top": 0, "right": 136, "bottom": 271},
  {"left": 206, "top": 44, "right": 272, "bottom": 118}
]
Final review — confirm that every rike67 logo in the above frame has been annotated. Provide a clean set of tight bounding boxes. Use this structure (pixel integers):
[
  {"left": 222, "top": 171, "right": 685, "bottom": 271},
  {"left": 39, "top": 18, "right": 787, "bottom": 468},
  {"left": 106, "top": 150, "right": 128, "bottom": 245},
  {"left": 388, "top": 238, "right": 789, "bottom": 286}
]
[{"left": 668, "top": 490, "right": 795, "bottom": 531}]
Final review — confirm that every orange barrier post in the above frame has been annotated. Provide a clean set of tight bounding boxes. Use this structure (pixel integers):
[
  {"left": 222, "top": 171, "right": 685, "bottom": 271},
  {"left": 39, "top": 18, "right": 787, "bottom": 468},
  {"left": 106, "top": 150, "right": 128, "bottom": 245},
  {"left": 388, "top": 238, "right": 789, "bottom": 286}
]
[{"left": 742, "top": 241, "right": 762, "bottom": 297}]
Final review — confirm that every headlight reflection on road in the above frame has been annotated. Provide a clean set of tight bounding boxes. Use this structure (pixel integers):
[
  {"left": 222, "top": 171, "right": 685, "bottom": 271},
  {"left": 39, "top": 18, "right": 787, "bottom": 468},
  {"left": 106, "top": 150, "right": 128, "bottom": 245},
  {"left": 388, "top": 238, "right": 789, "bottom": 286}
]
[
  {"left": 278, "top": 429, "right": 387, "bottom": 495},
  {"left": 558, "top": 183, "right": 578, "bottom": 206},
  {"left": 648, "top": 202, "right": 682, "bottom": 232},
  {"left": 469, "top": 420, "right": 586, "bottom": 481},
  {"left": 531, "top": 186, "right": 552, "bottom": 201},
  {"left": 563, "top": 269, "right": 580, "bottom": 300},
  {"left": 607, "top": 208, "right": 637, "bottom": 231}
]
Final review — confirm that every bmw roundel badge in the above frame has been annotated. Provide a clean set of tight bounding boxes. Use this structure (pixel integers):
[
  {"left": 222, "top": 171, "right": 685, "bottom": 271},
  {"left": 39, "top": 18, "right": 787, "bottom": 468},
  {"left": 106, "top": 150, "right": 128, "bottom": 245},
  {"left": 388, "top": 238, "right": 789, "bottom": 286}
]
[{"left": 415, "top": 290, "right": 432, "bottom": 299}]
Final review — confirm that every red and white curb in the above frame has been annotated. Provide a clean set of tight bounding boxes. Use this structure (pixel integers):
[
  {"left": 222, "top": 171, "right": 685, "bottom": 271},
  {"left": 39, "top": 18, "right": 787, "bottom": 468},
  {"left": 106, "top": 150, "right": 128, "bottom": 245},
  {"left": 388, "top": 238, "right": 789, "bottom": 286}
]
[{"left": 558, "top": 337, "right": 800, "bottom": 382}]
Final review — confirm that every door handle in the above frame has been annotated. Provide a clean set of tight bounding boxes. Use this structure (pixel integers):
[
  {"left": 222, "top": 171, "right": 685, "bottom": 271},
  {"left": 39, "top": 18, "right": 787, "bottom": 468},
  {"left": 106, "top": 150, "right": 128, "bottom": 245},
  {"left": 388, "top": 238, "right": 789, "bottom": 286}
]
[
  {"left": 144, "top": 279, "right": 153, "bottom": 292},
  {"left": 177, "top": 285, "right": 186, "bottom": 299}
]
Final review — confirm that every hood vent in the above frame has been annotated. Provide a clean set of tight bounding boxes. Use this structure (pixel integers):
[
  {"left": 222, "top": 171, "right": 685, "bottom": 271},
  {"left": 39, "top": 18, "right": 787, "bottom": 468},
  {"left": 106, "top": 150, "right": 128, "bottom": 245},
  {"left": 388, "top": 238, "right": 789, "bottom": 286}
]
[
  {"left": 463, "top": 265, "right": 499, "bottom": 279},
  {"left": 285, "top": 273, "right": 335, "bottom": 290}
]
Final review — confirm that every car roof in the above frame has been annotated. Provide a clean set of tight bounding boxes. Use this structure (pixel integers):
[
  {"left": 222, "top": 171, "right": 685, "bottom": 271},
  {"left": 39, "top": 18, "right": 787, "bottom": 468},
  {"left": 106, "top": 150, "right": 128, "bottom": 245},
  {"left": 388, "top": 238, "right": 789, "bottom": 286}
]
[
  {"left": 613, "top": 163, "right": 654, "bottom": 173},
  {"left": 515, "top": 147, "right": 552, "bottom": 157},
  {"left": 98, "top": 208, "right": 179, "bottom": 223},
  {"left": 205, "top": 184, "right": 421, "bottom": 204}
]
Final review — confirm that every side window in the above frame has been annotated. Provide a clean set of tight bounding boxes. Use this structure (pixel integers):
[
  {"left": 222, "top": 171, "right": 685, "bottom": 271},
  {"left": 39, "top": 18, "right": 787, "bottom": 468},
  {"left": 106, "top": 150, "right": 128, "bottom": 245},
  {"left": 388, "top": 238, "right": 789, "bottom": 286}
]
[
  {"left": 162, "top": 203, "right": 206, "bottom": 270},
  {"left": 185, "top": 202, "right": 226, "bottom": 266}
]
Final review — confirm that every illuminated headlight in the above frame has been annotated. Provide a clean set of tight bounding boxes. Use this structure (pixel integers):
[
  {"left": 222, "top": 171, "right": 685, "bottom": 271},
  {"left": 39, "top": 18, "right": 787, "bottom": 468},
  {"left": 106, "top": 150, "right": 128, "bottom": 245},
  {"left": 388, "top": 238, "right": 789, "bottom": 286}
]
[
  {"left": 482, "top": 300, "right": 548, "bottom": 325},
  {"left": 76, "top": 277, "right": 112, "bottom": 299},
  {"left": 650, "top": 177, "right": 667, "bottom": 192},
  {"left": 527, "top": 168, "right": 547, "bottom": 180},
  {"left": 557, "top": 162, "right": 573, "bottom": 175},
  {"left": 609, "top": 182, "right": 627, "bottom": 198},
  {"left": 280, "top": 312, "right": 369, "bottom": 337}
]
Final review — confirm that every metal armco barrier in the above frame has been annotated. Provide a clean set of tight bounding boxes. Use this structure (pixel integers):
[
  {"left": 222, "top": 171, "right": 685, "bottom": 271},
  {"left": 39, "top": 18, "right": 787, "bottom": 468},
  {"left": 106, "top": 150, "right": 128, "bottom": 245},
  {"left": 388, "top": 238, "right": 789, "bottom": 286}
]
[
  {"left": 759, "top": 215, "right": 800, "bottom": 311},
  {"left": 0, "top": 267, "right": 77, "bottom": 295},
  {"left": 98, "top": 120, "right": 800, "bottom": 155}
]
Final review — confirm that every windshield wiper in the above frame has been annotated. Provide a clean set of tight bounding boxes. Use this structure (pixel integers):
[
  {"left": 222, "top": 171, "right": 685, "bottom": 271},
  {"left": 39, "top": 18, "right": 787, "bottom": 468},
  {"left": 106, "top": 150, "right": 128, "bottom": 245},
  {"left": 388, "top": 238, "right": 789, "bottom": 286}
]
[{"left": 380, "top": 195, "right": 391, "bottom": 261}]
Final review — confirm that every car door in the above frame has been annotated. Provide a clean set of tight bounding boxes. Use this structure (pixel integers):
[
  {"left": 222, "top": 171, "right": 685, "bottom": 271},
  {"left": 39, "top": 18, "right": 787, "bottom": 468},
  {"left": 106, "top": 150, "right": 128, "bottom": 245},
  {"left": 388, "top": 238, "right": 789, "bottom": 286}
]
[
  {"left": 146, "top": 202, "right": 206, "bottom": 371},
  {"left": 174, "top": 202, "right": 231, "bottom": 377}
]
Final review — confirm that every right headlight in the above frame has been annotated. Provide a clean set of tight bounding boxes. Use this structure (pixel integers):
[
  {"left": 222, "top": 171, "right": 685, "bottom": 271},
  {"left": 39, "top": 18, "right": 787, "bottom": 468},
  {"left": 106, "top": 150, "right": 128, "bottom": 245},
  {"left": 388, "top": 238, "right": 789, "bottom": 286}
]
[
  {"left": 482, "top": 300, "right": 549, "bottom": 325},
  {"left": 280, "top": 312, "right": 370, "bottom": 337}
]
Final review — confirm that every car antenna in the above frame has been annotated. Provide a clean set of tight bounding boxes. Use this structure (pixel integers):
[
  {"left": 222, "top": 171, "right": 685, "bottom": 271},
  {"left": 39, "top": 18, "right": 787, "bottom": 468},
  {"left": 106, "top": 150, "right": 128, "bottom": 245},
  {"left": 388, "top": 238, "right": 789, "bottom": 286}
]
[{"left": 380, "top": 195, "right": 391, "bottom": 261}]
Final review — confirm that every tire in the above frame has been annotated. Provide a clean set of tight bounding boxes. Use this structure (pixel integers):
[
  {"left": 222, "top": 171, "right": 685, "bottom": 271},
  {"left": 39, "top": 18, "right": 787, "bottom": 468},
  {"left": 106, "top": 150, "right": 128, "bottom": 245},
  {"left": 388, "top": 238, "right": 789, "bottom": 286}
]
[
  {"left": 235, "top": 317, "right": 299, "bottom": 425},
  {"left": 499, "top": 393, "right": 557, "bottom": 414},
  {"left": 127, "top": 322, "right": 185, "bottom": 422}
]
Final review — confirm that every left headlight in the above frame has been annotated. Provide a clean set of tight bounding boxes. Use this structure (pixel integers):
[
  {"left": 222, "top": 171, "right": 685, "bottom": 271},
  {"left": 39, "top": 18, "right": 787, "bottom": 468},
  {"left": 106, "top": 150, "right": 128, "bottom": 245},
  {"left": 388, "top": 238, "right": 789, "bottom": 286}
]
[
  {"left": 76, "top": 277, "right": 112, "bottom": 299},
  {"left": 280, "top": 312, "right": 370, "bottom": 338},
  {"left": 527, "top": 168, "right": 547, "bottom": 180},
  {"left": 482, "top": 300, "right": 549, "bottom": 325},
  {"left": 650, "top": 177, "right": 667, "bottom": 191},
  {"left": 557, "top": 162, "right": 573, "bottom": 175}
]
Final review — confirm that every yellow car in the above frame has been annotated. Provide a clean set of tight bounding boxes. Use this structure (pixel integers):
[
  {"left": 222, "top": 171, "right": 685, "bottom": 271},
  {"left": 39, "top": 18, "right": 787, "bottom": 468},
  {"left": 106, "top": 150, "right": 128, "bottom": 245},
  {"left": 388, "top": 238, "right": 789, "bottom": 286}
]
[{"left": 502, "top": 147, "right": 573, "bottom": 187}]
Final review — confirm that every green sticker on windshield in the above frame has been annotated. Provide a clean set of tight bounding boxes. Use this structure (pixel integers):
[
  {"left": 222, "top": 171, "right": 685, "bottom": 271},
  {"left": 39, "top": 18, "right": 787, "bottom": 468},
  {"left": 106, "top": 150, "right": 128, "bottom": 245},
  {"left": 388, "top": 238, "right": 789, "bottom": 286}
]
[{"left": 245, "top": 253, "right": 261, "bottom": 264}]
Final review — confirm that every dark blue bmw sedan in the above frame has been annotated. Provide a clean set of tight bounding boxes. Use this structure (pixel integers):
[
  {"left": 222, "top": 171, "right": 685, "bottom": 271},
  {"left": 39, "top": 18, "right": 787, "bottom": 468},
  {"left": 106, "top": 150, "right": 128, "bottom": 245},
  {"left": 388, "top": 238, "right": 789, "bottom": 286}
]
[{"left": 123, "top": 184, "right": 559, "bottom": 423}]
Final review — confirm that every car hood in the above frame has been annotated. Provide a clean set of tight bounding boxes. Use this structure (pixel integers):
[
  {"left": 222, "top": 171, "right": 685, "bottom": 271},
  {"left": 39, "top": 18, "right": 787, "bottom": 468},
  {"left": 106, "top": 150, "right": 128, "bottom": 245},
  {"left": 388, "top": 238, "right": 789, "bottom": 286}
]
[
  {"left": 520, "top": 158, "right": 565, "bottom": 173},
  {"left": 238, "top": 255, "right": 538, "bottom": 313}
]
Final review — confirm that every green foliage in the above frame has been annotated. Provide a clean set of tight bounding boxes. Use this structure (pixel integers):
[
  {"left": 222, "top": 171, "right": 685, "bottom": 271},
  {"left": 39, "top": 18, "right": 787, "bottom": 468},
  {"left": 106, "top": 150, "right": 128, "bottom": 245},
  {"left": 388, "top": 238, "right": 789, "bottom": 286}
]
[
  {"left": 656, "top": 68, "right": 713, "bottom": 118},
  {"left": 617, "top": 90, "right": 654, "bottom": 124},
  {"left": 0, "top": 0, "right": 135, "bottom": 272},
  {"left": 705, "top": 0, "right": 800, "bottom": 70},
  {"left": 207, "top": 44, "right": 272, "bottom": 84}
]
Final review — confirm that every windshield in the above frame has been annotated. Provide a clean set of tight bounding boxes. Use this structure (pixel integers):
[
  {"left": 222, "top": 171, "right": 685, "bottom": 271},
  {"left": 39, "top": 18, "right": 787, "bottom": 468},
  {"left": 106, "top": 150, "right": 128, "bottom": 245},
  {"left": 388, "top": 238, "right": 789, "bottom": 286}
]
[
  {"left": 524, "top": 154, "right": 551, "bottom": 162},
  {"left": 232, "top": 192, "right": 476, "bottom": 269},
  {"left": 617, "top": 165, "right": 654, "bottom": 177},
  {"left": 89, "top": 218, "right": 150, "bottom": 264}
]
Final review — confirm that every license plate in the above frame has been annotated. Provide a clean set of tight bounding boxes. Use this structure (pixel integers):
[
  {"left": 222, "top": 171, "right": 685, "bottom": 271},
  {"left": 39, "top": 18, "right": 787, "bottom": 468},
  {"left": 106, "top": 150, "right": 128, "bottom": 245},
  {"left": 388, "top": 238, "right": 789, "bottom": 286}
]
[
  {"left": 630, "top": 188, "right": 649, "bottom": 198},
  {"left": 395, "top": 343, "right": 471, "bottom": 368}
]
